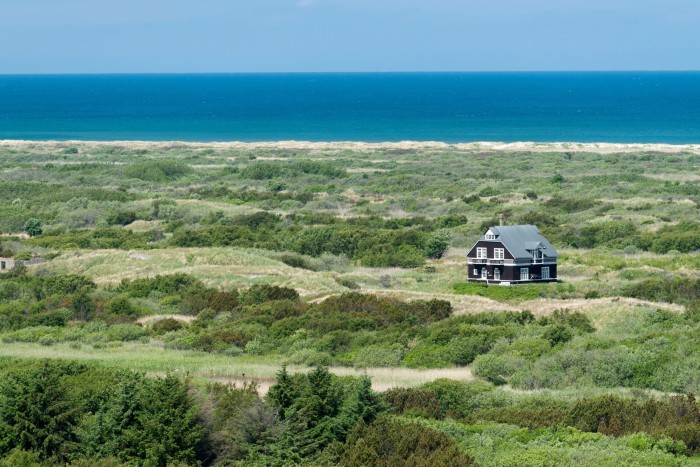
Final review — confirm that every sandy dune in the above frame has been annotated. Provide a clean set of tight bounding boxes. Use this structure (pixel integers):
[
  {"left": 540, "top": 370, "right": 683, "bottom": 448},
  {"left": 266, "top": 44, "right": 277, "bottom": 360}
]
[{"left": 2, "top": 139, "right": 700, "bottom": 154}]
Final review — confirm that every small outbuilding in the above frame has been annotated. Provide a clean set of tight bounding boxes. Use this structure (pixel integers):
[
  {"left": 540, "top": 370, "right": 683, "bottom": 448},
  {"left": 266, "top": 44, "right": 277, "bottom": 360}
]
[
  {"left": 466, "top": 216, "right": 558, "bottom": 285},
  {"left": 0, "top": 257, "right": 15, "bottom": 272},
  {"left": 0, "top": 254, "right": 46, "bottom": 273}
]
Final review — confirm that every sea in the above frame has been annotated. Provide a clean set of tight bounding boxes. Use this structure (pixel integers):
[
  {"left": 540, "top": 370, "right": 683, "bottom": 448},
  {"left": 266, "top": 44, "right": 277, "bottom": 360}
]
[{"left": 0, "top": 72, "right": 699, "bottom": 143}]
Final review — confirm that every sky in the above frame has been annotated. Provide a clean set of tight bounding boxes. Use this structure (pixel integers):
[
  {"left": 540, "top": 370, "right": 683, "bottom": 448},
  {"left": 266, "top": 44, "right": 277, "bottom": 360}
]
[{"left": 0, "top": 0, "right": 699, "bottom": 73}]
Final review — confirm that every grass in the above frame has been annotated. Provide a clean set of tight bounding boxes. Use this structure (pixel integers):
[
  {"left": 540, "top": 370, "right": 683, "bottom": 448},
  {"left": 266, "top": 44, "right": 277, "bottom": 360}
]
[
  {"left": 35, "top": 247, "right": 347, "bottom": 299},
  {"left": 0, "top": 342, "right": 473, "bottom": 394}
]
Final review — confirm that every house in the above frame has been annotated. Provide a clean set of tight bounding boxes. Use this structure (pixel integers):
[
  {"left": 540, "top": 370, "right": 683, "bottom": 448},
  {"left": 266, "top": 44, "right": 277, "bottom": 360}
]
[
  {"left": 0, "top": 257, "right": 15, "bottom": 272},
  {"left": 0, "top": 255, "right": 46, "bottom": 273},
  {"left": 467, "top": 215, "right": 558, "bottom": 285}
]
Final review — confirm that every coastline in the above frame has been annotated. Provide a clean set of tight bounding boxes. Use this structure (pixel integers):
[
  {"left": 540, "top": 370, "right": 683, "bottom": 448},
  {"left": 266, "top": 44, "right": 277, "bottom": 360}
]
[{"left": 2, "top": 139, "right": 700, "bottom": 154}]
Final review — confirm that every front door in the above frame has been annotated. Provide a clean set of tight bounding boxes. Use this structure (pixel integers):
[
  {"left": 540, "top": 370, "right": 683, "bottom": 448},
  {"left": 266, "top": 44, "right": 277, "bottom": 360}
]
[{"left": 494, "top": 268, "right": 500, "bottom": 281}]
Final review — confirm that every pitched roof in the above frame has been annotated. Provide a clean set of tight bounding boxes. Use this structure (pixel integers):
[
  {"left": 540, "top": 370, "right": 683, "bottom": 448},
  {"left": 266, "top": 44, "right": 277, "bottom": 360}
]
[{"left": 479, "top": 225, "right": 558, "bottom": 259}]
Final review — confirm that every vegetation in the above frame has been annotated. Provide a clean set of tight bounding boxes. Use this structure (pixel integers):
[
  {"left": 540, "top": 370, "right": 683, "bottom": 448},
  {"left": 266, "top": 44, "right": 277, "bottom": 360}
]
[{"left": 1, "top": 141, "right": 700, "bottom": 465}]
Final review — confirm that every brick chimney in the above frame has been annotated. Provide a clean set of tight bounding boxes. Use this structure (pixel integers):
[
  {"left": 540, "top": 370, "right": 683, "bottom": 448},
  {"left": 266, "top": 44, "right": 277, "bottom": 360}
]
[{"left": 499, "top": 213, "right": 505, "bottom": 226}]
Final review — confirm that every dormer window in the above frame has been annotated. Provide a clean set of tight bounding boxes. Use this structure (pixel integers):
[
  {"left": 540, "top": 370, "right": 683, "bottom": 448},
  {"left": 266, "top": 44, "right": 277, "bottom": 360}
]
[{"left": 485, "top": 230, "right": 496, "bottom": 240}]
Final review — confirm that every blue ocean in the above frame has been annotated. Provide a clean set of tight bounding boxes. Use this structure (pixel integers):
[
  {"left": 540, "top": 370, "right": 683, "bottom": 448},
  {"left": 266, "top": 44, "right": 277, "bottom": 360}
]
[{"left": 0, "top": 72, "right": 699, "bottom": 143}]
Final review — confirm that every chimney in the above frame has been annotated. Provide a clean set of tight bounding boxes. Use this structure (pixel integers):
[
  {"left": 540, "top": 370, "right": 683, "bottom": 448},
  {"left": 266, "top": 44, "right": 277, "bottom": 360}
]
[{"left": 499, "top": 213, "right": 505, "bottom": 226}]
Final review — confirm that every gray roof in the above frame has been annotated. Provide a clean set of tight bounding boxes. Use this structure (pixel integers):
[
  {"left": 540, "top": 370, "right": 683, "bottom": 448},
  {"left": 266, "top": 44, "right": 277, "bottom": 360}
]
[{"left": 478, "top": 225, "right": 558, "bottom": 259}]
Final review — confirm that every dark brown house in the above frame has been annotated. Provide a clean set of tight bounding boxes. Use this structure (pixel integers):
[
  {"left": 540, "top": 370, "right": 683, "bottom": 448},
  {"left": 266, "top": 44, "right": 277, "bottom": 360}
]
[{"left": 466, "top": 223, "right": 558, "bottom": 285}]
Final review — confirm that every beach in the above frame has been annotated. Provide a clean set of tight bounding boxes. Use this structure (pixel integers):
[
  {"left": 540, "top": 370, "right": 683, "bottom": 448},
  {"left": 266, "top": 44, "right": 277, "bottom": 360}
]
[{"left": 3, "top": 139, "right": 700, "bottom": 154}]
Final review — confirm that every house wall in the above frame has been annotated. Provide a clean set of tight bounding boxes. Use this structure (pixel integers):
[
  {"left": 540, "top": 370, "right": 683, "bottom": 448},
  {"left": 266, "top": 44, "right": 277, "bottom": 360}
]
[
  {"left": 466, "top": 241, "right": 515, "bottom": 259},
  {"left": 0, "top": 257, "right": 15, "bottom": 272},
  {"left": 468, "top": 263, "right": 557, "bottom": 283}
]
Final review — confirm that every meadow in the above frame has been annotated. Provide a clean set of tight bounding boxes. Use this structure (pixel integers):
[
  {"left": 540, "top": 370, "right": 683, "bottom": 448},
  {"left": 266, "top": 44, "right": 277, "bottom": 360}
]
[{"left": 1, "top": 140, "right": 699, "bottom": 465}]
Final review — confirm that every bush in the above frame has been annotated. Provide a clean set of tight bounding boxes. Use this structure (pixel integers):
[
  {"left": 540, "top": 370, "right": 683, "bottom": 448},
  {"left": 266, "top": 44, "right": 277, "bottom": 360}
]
[
  {"left": 344, "top": 417, "right": 476, "bottom": 466},
  {"left": 106, "top": 210, "right": 137, "bottom": 226},
  {"left": 151, "top": 318, "right": 184, "bottom": 334},
  {"left": 425, "top": 230, "right": 451, "bottom": 260},
  {"left": 104, "top": 295, "right": 139, "bottom": 317},
  {"left": 472, "top": 354, "right": 525, "bottom": 385},
  {"left": 353, "top": 345, "right": 404, "bottom": 368},
  {"left": 383, "top": 388, "right": 442, "bottom": 419},
  {"left": 241, "top": 284, "right": 300, "bottom": 305},
  {"left": 278, "top": 253, "right": 318, "bottom": 271},
  {"left": 420, "top": 379, "right": 495, "bottom": 419},
  {"left": 209, "top": 290, "right": 240, "bottom": 312},
  {"left": 124, "top": 160, "right": 192, "bottom": 182},
  {"left": 24, "top": 218, "right": 43, "bottom": 237},
  {"left": 542, "top": 324, "right": 574, "bottom": 346}
]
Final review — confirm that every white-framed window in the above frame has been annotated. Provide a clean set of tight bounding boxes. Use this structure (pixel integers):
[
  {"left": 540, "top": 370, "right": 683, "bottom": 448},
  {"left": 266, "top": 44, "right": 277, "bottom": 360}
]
[
  {"left": 476, "top": 247, "right": 487, "bottom": 259},
  {"left": 485, "top": 233, "right": 495, "bottom": 240},
  {"left": 494, "top": 248, "right": 504, "bottom": 260},
  {"left": 481, "top": 268, "right": 488, "bottom": 279},
  {"left": 473, "top": 268, "right": 478, "bottom": 275},
  {"left": 542, "top": 267, "right": 550, "bottom": 280},
  {"left": 494, "top": 269, "right": 500, "bottom": 280},
  {"left": 520, "top": 268, "right": 529, "bottom": 281}
]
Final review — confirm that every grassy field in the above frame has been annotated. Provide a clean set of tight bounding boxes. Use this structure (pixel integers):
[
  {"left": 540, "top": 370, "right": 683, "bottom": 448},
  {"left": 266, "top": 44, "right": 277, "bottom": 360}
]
[
  {"left": 0, "top": 342, "right": 473, "bottom": 394},
  {"left": 2, "top": 141, "right": 700, "bottom": 465}
]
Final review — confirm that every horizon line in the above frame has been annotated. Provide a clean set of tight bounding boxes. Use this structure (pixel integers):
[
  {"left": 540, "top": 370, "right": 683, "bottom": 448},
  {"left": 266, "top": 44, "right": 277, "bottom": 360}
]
[{"left": 1, "top": 69, "right": 700, "bottom": 76}]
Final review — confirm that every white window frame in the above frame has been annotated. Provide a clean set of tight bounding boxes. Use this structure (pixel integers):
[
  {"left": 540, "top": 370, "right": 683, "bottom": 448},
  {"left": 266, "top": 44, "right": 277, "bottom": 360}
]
[
  {"left": 481, "top": 268, "right": 488, "bottom": 279},
  {"left": 520, "top": 268, "right": 529, "bottom": 281},
  {"left": 494, "top": 268, "right": 500, "bottom": 280},
  {"left": 494, "top": 248, "right": 504, "bottom": 260},
  {"left": 476, "top": 247, "right": 487, "bottom": 259},
  {"left": 485, "top": 233, "right": 495, "bottom": 240},
  {"left": 542, "top": 267, "right": 550, "bottom": 280}
]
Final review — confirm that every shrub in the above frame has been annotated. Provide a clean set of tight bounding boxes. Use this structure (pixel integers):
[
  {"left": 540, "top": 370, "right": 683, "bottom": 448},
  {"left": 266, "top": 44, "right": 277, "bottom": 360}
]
[
  {"left": 103, "top": 324, "right": 148, "bottom": 342},
  {"left": 106, "top": 210, "right": 137, "bottom": 226},
  {"left": 425, "top": 230, "right": 451, "bottom": 259},
  {"left": 240, "top": 284, "right": 300, "bottom": 305},
  {"left": 383, "top": 388, "right": 442, "bottom": 419},
  {"left": 105, "top": 295, "right": 140, "bottom": 317},
  {"left": 343, "top": 417, "right": 476, "bottom": 466},
  {"left": 542, "top": 324, "right": 574, "bottom": 346},
  {"left": 418, "top": 379, "right": 495, "bottom": 420},
  {"left": 353, "top": 345, "right": 404, "bottom": 368},
  {"left": 151, "top": 318, "right": 184, "bottom": 334},
  {"left": 472, "top": 353, "right": 525, "bottom": 385},
  {"left": 209, "top": 290, "right": 240, "bottom": 312},
  {"left": 24, "top": 218, "right": 43, "bottom": 237},
  {"left": 278, "top": 253, "right": 318, "bottom": 271},
  {"left": 124, "top": 160, "right": 192, "bottom": 182},
  {"left": 403, "top": 343, "right": 453, "bottom": 368}
]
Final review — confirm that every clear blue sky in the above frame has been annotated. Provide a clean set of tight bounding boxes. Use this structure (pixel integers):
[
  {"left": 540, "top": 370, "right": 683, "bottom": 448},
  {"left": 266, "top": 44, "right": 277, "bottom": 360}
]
[{"left": 1, "top": 0, "right": 698, "bottom": 73}]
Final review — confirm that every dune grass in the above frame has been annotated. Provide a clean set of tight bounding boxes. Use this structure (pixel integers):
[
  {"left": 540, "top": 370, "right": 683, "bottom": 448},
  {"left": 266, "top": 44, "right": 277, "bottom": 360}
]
[{"left": 0, "top": 342, "right": 473, "bottom": 393}]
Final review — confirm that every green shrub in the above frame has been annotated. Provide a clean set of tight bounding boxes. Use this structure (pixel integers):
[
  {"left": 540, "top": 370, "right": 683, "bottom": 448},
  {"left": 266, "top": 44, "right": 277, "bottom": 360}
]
[
  {"left": 472, "top": 353, "right": 526, "bottom": 385},
  {"left": 241, "top": 284, "right": 300, "bottom": 305},
  {"left": 383, "top": 388, "right": 442, "bottom": 419},
  {"left": 104, "top": 295, "right": 140, "bottom": 317},
  {"left": 124, "top": 160, "right": 192, "bottom": 182},
  {"left": 353, "top": 345, "right": 404, "bottom": 368},
  {"left": 343, "top": 417, "right": 476, "bottom": 466},
  {"left": 420, "top": 379, "right": 495, "bottom": 419},
  {"left": 151, "top": 318, "right": 184, "bottom": 334}
]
